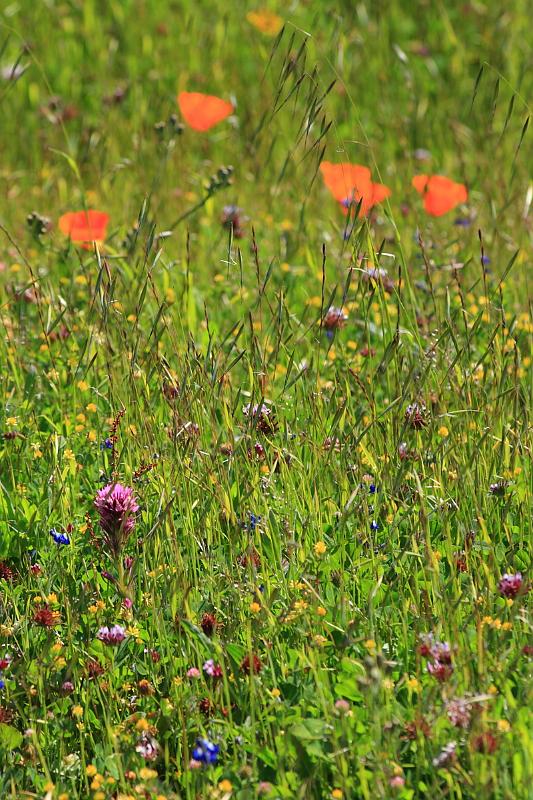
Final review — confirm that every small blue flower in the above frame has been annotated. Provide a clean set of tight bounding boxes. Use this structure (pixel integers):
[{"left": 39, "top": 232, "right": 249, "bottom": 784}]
[
  {"left": 100, "top": 438, "right": 113, "bottom": 450},
  {"left": 370, "top": 520, "right": 379, "bottom": 531},
  {"left": 50, "top": 528, "right": 70, "bottom": 545},
  {"left": 369, "top": 484, "right": 377, "bottom": 494},
  {"left": 192, "top": 737, "right": 220, "bottom": 765},
  {"left": 454, "top": 217, "right": 471, "bottom": 227},
  {"left": 481, "top": 255, "right": 491, "bottom": 266},
  {"left": 0, "top": 677, "right": 5, "bottom": 690},
  {"left": 246, "top": 513, "right": 261, "bottom": 532}
]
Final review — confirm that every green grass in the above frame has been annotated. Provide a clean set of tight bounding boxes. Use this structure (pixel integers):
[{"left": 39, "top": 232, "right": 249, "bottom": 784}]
[{"left": 0, "top": 1, "right": 531, "bottom": 799}]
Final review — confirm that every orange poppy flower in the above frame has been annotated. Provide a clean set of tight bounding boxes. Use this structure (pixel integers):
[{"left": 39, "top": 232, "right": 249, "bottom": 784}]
[
  {"left": 320, "top": 161, "right": 391, "bottom": 216},
  {"left": 412, "top": 174, "right": 468, "bottom": 216},
  {"left": 246, "top": 9, "right": 283, "bottom": 36},
  {"left": 177, "top": 91, "right": 234, "bottom": 132},
  {"left": 58, "top": 210, "right": 109, "bottom": 248}
]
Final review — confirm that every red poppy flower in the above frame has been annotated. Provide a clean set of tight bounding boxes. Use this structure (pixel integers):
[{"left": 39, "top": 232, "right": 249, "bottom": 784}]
[
  {"left": 320, "top": 161, "right": 391, "bottom": 216},
  {"left": 177, "top": 91, "right": 233, "bottom": 132},
  {"left": 58, "top": 210, "right": 109, "bottom": 248},
  {"left": 412, "top": 175, "right": 468, "bottom": 216}
]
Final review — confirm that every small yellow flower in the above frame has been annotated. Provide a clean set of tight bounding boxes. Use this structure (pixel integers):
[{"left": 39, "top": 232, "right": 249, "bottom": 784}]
[
  {"left": 249, "top": 601, "right": 261, "bottom": 614},
  {"left": 497, "top": 719, "right": 511, "bottom": 733},
  {"left": 314, "top": 541, "right": 327, "bottom": 556},
  {"left": 406, "top": 677, "right": 420, "bottom": 692},
  {"left": 438, "top": 426, "right": 449, "bottom": 437},
  {"left": 71, "top": 705, "right": 83, "bottom": 718},
  {"left": 43, "top": 783, "right": 55, "bottom": 793},
  {"left": 47, "top": 593, "right": 58, "bottom": 604},
  {"left": 76, "top": 413, "right": 86, "bottom": 423},
  {"left": 93, "top": 794, "right": 105, "bottom": 800},
  {"left": 317, "top": 606, "right": 327, "bottom": 617},
  {"left": 271, "top": 688, "right": 281, "bottom": 698},
  {"left": 488, "top": 684, "right": 498, "bottom": 695},
  {"left": 502, "top": 622, "right": 512, "bottom": 631},
  {"left": 136, "top": 718, "right": 150, "bottom": 731},
  {"left": 6, "top": 417, "right": 17, "bottom": 426},
  {"left": 58, "top": 794, "right": 69, "bottom": 800},
  {"left": 77, "top": 380, "right": 89, "bottom": 391},
  {"left": 219, "top": 779, "right": 233, "bottom": 792},
  {"left": 331, "top": 790, "right": 343, "bottom": 800},
  {"left": 87, "top": 430, "right": 97, "bottom": 442},
  {"left": 364, "top": 639, "right": 376, "bottom": 651},
  {"left": 86, "top": 403, "right": 97, "bottom": 413},
  {"left": 139, "top": 767, "right": 157, "bottom": 781},
  {"left": 64, "top": 448, "right": 75, "bottom": 461},
  {"left": 313, "top": 635, "right": 328, "bottom": 646}
]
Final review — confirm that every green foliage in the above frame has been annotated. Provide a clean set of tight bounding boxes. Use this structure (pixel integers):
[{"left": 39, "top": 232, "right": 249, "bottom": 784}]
[{"left": 0, "top": 1, "right": 531, "bottom": 799}]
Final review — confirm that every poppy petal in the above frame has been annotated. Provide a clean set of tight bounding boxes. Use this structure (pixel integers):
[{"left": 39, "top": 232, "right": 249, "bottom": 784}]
[
  {"left": 58, "top": 210, "right": 109, "bottom": 244},
  {"left": 412, "top": 174, "right": 467, "bottom": 217},
  {"left": 411, "top": 174, "right": 429, "bottom": 194},
  {"left": 177, "top": 91, "right": 234, "bottom": 132},
  {"left": 322, "top": 162, "right": 391, "bottom": 216},
  {"left": 370, "top": 182, "right": 392, "bottom": 206},
  {"left": 320, "top": 161, "right": 372, "bottom": 202},
  {"left": 246, "top": 9, "right": 283, "bottom": 36}
]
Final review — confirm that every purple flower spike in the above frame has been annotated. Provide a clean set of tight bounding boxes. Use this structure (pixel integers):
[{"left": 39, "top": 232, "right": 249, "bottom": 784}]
[
  {"left": 94, "top": 483, "right": 139, "bottom": 556},
  {"left": 97, "top": 624, "right": 127, "bottom": 646},
  {"left": 498, "top": 572, "right": 526, "bottom": 599}
]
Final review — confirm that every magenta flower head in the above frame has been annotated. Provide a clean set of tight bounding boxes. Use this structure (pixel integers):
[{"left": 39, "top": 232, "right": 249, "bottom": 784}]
[
  {"left": 94, "top": 483, "right": 139, "bottom": 556},
  {"left": 97, "top": 624, "right": 127, "bottom": 646},
  {"left": 498, "top": 572, "right": 526, "bottom": 599}
]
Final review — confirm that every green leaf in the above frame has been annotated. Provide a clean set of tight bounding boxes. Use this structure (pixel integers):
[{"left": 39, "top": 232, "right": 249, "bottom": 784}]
[
  {"left": 0, "top": 723, "right": 23, "bottom": 750},
  {"left": 289, "top": 718, "right": 327, "bottom": 741},
  {"left": 334, "top": 679, "right": 363, "bottom": 702}
]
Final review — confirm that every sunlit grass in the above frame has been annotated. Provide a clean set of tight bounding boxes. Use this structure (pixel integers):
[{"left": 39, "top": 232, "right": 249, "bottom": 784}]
[{"left": 0, "top": 1, "right": 531, "bottom": 799}]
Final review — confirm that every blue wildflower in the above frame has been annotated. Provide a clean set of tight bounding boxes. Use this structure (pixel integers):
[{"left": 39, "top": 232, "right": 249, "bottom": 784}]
[
  {"left": 191, "top": 737, "right": 220, "bottom": 765},
  {"left": 50, "top": 528, "right": 70, "bottom": 545},
  {"left": 369, "top": 484, "right": 377, "bottom": 494},
  {"left": 246, "top": 513, "right": 261, "bottom": 532},
  {"left": 100, "top": 438, "right": 113, "bottom": 450},
  {"left": 370, "top": 520, "right": 379, "bottom": 531},
  {"left": 0, "top": 677, "right": 5, "bottom": 690},
  {"left": 481, "top": 255, "right": 490, "bottom": 266}
]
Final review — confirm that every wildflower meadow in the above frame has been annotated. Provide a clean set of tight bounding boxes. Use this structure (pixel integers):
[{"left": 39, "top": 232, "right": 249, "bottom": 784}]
[{"left": 0, "top": 2, "right": 531, "bottom": 799}]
